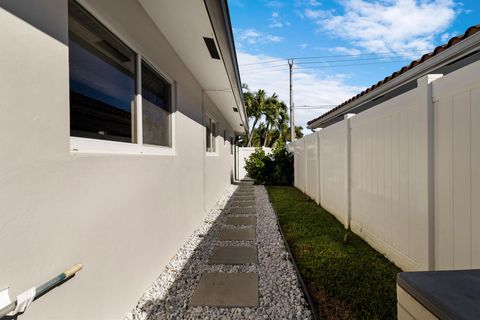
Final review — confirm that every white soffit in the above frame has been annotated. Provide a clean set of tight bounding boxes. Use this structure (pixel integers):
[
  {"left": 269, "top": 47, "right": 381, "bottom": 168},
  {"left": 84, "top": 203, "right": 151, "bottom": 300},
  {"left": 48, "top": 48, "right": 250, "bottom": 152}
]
[{"left": 138, "top": 0, "right": 243, "bottom": 132}]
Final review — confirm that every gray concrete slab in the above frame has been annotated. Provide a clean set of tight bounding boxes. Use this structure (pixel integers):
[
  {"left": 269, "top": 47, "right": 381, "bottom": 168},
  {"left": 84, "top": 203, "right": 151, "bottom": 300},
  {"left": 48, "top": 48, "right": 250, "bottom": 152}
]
[
  {"left": 189, "top": 273, "right": 259, "bottom": 307},
  {"left": 227, "top": 207, "right": 256, "bottom": 215},
  {"left": 208, "top": 246, "right": 258, "bottom": 264},
  {"left": 234, "top": 193, "right": 254, "bottom": 197},
  {"left": 225, "top": 216, "right": 256, "bottom": 226},
  {"left": 231, "top": 201, "right": 255, "bottom": 207},
  {"left": 231, "top": 196, "right": 255, "bottom": 201},
  {"left": 237, "top": 187, "right": 255, "bottom": 191},
  {"left": 218, "top": 227, "right": 256, "bottom": 241}
]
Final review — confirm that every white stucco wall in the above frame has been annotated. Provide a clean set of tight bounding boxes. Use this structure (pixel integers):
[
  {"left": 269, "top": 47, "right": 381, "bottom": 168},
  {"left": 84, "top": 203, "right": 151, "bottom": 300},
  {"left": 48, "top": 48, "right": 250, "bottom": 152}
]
[{"left": 0, "top": 1, "right": 236, "bottom": 319}]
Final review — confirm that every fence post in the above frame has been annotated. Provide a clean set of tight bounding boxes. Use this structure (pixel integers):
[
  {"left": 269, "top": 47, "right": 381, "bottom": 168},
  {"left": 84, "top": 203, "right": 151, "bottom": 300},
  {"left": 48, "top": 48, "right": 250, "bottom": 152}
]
[
  {"left": 418, "top": 74, "right": 443, "bottom": 270},
  {"left": 344, "top": 114, "right": 355, "bottom": 229}
]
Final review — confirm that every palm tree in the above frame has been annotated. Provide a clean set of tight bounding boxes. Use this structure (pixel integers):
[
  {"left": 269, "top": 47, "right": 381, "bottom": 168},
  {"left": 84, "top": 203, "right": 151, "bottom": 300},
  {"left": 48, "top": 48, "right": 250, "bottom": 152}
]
[{"left": 244, "top": 88, "right": 267, "bottom": 147}]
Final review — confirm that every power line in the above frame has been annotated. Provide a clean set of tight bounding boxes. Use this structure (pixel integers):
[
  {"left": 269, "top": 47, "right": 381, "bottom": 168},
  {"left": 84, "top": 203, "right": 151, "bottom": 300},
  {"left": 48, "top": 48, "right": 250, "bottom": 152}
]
[
  {"left": 293, "top": 59, "right": 410, "bottom": 70},
  {"left": 295, "top": 56, "right": 409, "bottom": 65},
  {"left": 240, "top": 59, "right": 410, "bottom": 73},
  {"left": 239, "top": 56, "right": 412, "bottom": 72},
  {"left": 238, "top": 48, "right": 428, "bottom": 67},
  {"left": 296, "top": 105, "right": 336, "bottom": 109}
]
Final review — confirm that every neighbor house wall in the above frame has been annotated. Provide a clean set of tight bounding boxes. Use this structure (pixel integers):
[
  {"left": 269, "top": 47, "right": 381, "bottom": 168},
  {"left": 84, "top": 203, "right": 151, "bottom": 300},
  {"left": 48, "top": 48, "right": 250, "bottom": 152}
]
[{"left": 0, "top": 0, "right": 235, "bottom": 319}]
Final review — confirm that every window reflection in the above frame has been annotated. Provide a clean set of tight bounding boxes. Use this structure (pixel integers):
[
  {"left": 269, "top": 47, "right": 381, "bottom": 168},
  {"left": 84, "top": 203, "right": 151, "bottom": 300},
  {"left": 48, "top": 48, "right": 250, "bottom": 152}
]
[{"left": 69, "top": 0, "right": 136, "bottom": 142}]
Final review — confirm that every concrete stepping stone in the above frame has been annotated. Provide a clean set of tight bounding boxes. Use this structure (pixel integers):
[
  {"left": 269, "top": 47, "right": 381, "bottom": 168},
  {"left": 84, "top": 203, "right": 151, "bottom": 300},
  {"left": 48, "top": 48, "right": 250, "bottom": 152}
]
[
  {"left": 234, "top": 193, "right": 254, "bottom": 197},
  {"left": 225, "top": 216, "right": 256, "bottom": 226},
  {"left": 228, "top": 207, "right": 256, "bottom": 215},
  {"left": 189, "top": 273, "right": 259, "bottom": 307},
  {"left": 231, "top": 201, "right": 255, "bottom": 207},
  {"left": 218, "top": 227, "right": 256, "bottom": 241},
  {"left": 208, "top": 246, "right": 258, "bottom": 264},
  {"left": 237, "top": 187, "right": 255, "bottom": 191},
  {"left": 232, "top": 195, "right": 255, "bottom": 201}
]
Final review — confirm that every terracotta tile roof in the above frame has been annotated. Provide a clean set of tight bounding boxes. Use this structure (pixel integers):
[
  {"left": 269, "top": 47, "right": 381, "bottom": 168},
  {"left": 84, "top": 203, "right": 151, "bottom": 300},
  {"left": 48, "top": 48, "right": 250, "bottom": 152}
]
[{"left": 307, "top": 24, "right": 480, "bottom": 126}]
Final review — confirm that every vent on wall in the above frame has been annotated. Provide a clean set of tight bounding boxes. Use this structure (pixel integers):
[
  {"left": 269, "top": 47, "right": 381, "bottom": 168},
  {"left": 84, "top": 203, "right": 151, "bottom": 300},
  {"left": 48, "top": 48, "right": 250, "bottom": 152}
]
[
  {"left": 203, "top": 37, "right": 220, "bottom": 60},
  {"left": 233, "top": 107, "right": 238, "bottom": 112}
]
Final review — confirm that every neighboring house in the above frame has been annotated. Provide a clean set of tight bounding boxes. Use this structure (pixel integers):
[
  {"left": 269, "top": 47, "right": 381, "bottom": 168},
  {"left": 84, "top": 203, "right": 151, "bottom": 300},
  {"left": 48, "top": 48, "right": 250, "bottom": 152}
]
[{"left": 0, "top": 1, "right": 245, "bottom": 319}]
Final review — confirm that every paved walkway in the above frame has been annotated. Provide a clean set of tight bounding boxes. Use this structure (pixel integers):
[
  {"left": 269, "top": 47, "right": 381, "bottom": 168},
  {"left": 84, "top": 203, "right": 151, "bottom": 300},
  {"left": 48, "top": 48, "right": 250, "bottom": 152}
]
[
  {"left": 189, "top": 185, "right": 259, "bottom": 307},
  {"left": 126, "top": 185, "right": 312, "bottom": 320}
]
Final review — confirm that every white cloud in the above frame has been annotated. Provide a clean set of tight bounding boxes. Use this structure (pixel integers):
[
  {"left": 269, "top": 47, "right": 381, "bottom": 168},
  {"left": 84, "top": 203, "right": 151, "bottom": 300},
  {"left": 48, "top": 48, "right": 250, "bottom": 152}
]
[
  {"left": 305, "top": 0, "right": 458, "bottom": 58},
  {"left": 236, "top": 29, "right": 284, "bottom": 45},
  {"left": 328, "top": 46, "right": 362, "bottom": 55},
  {"left": 308, "top": 0, "right": 321, "bottom": 6},
  {"left": 238, "top": 51, "right": 362, "bottom": 130},
  {"left": 300, "top": 43, "right": 308, "bottom": 49},
  {"left": 269, "top": 11, "right": 289, "bottom": 28}
]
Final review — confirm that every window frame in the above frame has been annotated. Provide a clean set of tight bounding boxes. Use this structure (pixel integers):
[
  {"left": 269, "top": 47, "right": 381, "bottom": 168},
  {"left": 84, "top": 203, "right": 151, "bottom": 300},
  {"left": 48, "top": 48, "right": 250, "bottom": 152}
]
[
  {"left": 69, "top": 0, "right": 176, "bottom": 156},
  {"left": 205, "top": 115, "right": 217, "bottom": 154}
]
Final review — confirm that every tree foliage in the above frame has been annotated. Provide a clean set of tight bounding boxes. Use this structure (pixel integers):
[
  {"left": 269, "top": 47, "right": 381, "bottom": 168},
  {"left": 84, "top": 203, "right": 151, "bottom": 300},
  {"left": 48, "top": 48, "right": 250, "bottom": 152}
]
[
  {"left": 242, "top": 84, "right": 303, "bottom": 148},
  {"left": 244, "top": 145, "right": 294, "bottom": 185}
]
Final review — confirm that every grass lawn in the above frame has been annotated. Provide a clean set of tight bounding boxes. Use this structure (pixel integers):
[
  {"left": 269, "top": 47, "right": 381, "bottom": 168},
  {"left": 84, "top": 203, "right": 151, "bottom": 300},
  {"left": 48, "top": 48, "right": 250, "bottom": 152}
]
[{"left": 267, "top": 186, "right": 400, "bottom": 320}]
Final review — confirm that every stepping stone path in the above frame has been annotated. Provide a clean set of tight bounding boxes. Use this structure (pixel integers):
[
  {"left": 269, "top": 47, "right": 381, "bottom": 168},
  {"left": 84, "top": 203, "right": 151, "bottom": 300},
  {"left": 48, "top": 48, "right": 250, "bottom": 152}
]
[
  {"left": 231, "top": 200, "right": 255, "bottom": 207},
  {"left": 225, "top": 216, "right": 256, "bottom": 226},
  {"left": 218, "top": 227, "right": 256, "bottom": 241},
  {"left": 208, "top": 246, "right": 258, "bottom": 264},
  {"left": 189, "top": 273, "right": 259, "bottom": 307},
  {"left": 228, "top": 207, "right": 256, "bottom": 215},
  {"left": 190, "top": 185, "right": 260, "bottom": 307}
]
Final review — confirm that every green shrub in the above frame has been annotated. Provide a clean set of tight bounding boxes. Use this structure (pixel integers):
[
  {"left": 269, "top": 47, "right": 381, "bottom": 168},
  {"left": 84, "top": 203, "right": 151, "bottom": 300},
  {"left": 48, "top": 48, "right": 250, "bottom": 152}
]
[{"left": 244, "top": 146, "right": 294, "bottom": 185}]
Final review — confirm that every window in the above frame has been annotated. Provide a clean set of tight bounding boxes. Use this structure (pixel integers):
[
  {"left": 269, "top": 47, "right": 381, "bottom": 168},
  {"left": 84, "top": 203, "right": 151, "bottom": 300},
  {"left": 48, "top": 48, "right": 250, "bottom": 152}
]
[
  {"left": 68, "top": 0, "right": 172, "bottom": 149},
  {"left": 141, "top": 61, "right": 171, "bottom": 146},
  {"left": 206, "top": 117, "right": 216, "bottom": 153},
  {"left": 223, "top": 129, "right": 227, "bottom": 145}
]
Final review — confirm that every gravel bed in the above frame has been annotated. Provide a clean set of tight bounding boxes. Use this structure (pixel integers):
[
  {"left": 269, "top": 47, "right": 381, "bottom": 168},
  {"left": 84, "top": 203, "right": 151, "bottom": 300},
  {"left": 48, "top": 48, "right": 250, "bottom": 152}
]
[{"left": 125, "top": 185, "right": 312, "bottom": 320}]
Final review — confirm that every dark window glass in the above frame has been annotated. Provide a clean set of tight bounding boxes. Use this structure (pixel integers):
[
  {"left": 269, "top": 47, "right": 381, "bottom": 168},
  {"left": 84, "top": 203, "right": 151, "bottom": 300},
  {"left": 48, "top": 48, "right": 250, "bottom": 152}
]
[
  {"left": 68, "top": 0, "right": 136, "bottom": 142},
  {"left": 206, "top": 119, "right": 212, "bottom": 152},
  {"left": 141, "top": 61, "right": 171, "bottom": 146}
]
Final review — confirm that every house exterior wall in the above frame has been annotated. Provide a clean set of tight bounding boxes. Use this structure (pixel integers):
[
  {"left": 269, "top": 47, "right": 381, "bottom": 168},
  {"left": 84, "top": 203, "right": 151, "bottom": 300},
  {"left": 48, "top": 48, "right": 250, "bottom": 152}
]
[
  {"left": 0, "top": 1, "right": 236, "bottom": 319},
  {"left": 293, "top": 60, "right": 480, "bottom": 272}
]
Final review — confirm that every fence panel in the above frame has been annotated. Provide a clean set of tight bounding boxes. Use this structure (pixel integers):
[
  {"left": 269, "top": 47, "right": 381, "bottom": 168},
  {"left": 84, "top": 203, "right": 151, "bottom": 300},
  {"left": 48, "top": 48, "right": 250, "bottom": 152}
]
[
  {"left": 433, "top": 60, "right": 480, "bottom": 270},
  {"left": 305, "top": 133, "right": 319, "bottom": 202},
  {"left": 350, "top": 84, "right": 430, "bottom": 271},
  {"left": 294, "top": 139, "right": 306, "bottom": 192},
  {"left": 318, "top": 121, "right": 349, "bottom": 227}
]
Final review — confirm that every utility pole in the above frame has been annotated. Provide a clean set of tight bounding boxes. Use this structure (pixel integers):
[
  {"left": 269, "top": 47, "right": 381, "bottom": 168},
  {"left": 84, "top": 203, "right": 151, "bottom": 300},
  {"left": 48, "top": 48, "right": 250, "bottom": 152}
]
[{"left": 288, "top": 59, "right": 295, "bottom": 141}]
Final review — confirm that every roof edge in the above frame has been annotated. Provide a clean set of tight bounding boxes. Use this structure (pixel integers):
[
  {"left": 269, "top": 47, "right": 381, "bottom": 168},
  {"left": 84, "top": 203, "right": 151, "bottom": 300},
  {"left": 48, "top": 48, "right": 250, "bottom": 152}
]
[
  {"left": 308, "top": 25, "right": 480, "bottom": 129},
  {"left": 204, "top": 0, "right": 247, "bottom": 133}
]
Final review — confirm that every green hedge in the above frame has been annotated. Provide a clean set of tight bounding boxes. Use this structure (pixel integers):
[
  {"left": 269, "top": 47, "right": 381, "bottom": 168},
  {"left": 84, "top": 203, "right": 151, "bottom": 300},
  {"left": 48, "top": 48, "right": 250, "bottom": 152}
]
[{"left": 244, "top": 146, "right": 293, "bottom": 185}]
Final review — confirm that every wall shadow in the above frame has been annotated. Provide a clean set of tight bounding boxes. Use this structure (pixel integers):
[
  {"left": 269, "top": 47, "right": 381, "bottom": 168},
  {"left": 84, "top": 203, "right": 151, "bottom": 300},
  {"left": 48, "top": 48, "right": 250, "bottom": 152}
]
[{"left": 130, "top": 187, "right": 254, "bottom": 319}]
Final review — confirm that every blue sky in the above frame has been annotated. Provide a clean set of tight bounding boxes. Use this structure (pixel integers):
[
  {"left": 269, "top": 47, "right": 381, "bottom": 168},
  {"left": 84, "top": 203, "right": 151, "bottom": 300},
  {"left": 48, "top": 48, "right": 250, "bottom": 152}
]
[{"left": 229, "top": 0, "right": 479, "bottom": 130}]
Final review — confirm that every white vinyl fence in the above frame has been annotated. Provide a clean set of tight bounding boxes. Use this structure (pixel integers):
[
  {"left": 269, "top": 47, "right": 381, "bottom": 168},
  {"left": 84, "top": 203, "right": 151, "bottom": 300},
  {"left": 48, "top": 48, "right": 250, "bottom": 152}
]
[{"left": 293, "top": 60, "right": 480, "bottom": 272}]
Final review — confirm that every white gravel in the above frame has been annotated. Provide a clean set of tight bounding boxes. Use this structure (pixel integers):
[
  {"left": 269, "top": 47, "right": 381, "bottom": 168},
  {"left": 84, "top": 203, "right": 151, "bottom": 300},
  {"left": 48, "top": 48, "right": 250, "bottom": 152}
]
[{"left": 125, "top": 185, "right": 312, "bottom": 320}]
